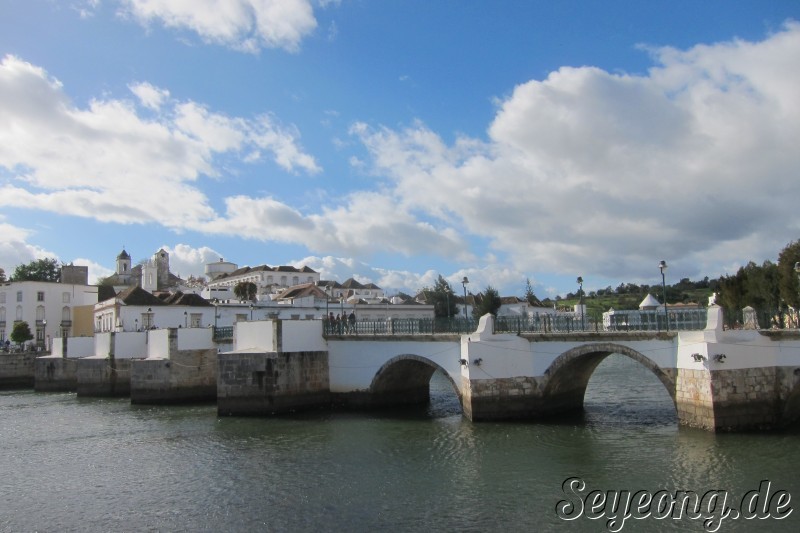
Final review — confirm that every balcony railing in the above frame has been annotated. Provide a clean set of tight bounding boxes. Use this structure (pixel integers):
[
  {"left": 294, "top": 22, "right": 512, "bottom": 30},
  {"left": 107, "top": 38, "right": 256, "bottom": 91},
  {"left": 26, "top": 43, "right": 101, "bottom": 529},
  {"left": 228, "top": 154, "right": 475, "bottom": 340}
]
[{"left": 213, "top": 326, "right": 234, "bottom": 341}]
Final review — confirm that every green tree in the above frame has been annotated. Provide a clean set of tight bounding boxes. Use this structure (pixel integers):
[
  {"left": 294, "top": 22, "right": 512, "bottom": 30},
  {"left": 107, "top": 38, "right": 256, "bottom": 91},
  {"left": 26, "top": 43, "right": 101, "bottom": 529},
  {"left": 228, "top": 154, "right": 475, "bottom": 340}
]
[
  {"left": 10, "top": 321, "right": 34, "bottom": 346},
  {"left": 11, "top": 258, "right": 60, "bottom": 282},
  {"left": 427, "top": 275, "right": 457, "bottom": 318},
  {"left": 234, "top": 281, "right": 257, "bottom": 302},
  {"left": 524, "top": 278, "right": 542, "bottom": 306},
  {"left": 473, "top": 285, "right": 501, "bottom": 318},
  {"left": 717, "top": 260, "right": 780, "bottom": 311},
  {"left": 778, "top": 240, "right": 800, "bottom": 309},
  {"left": 95, "top": 276, "right": 116, "bottom": 286}
]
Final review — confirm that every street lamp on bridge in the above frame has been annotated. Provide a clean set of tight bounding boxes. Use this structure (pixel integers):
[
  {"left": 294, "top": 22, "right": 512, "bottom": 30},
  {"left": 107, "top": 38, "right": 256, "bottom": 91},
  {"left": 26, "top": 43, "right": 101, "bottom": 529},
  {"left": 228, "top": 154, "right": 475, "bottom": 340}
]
[
  {"left": 577, "top": 276, "right": 584, "bottom": 330},
  {"left": 461, "top": 276, "right": 469, "bottom": 321},
  {"left": 659, "top": 260, "right": 669, "bottom": 332}
]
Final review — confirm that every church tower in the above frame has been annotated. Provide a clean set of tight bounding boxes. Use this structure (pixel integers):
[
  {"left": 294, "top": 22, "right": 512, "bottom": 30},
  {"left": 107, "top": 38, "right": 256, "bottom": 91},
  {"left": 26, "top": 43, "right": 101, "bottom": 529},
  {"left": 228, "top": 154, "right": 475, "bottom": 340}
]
[
  {"left": 116, "top": 249, "right": 131, "bottom": 284},
  {"left": 154, "top": 248, "right": 170, "bottom": 289}
]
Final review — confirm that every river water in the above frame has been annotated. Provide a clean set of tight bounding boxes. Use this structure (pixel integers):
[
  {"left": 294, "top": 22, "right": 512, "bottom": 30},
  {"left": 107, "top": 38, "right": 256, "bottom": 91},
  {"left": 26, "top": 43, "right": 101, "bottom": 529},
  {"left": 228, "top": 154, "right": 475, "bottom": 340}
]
[{"left": 1, "top": 354, "right": 799, "bottom": 532}]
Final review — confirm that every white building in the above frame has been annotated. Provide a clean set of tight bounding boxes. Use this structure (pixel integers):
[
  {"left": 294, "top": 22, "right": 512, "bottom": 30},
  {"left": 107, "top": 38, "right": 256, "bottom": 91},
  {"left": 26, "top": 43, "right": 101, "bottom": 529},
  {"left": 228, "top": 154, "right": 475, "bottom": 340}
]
[
  {"left": 319, "top": 278, "right": 386, "bottom": 303},
  {"left": 0, "top": 275, "right": 98, "bottom": 348},
  {"left": 94, "top": 286, "right": 215, "bottom": 333},
  {"left": 204, "top": 262, "right": 320, "bottom": 302}
]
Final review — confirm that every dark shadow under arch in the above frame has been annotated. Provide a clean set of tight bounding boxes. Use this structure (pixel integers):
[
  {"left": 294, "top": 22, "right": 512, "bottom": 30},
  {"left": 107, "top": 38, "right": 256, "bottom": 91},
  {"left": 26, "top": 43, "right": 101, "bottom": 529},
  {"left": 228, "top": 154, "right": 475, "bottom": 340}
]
[
  {"left": 542, "top": 343, "right": 678, "bottom": 414},
  {"left": 369, "top": 354, "right": 463, "bottom": 410}
]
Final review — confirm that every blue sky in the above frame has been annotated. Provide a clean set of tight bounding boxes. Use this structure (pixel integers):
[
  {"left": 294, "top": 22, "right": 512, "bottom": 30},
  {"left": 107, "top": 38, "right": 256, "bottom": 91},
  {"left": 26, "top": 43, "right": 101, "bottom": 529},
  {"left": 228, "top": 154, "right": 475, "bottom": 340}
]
[{"left": 1, "top": 1, "right": 799, "bottom": 300}]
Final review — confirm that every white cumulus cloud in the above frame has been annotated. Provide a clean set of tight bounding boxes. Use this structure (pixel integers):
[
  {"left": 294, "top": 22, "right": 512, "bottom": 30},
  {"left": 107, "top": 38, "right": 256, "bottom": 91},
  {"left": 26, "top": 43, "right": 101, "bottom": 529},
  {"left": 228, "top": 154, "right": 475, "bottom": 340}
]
[
  {"left": 119, "top": 0, "right": 318, "bottom": 53},
  {"left": 351, "top": 22, "right": 800, "bottom": 284},
  {"left": 0, "top": 55, "right": 320, "bottom": 230}
]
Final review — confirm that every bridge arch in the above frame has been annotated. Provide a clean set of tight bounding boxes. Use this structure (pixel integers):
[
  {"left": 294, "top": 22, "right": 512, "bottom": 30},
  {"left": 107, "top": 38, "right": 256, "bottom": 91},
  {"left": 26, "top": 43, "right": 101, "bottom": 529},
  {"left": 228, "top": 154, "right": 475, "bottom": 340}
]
[
  {"left": 542, "top": 343, "right": 677, "bottom": 414},
  {"left": 369, "top": 354, "right": 462, "bottom": 410}
]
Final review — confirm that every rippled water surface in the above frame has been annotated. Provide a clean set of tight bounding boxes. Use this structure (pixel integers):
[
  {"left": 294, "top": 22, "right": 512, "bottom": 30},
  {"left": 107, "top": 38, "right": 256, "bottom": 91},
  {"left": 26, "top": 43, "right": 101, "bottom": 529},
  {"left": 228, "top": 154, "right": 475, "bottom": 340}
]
[{"left": 2, "top": 354, "right": 800, "bottom": 532}]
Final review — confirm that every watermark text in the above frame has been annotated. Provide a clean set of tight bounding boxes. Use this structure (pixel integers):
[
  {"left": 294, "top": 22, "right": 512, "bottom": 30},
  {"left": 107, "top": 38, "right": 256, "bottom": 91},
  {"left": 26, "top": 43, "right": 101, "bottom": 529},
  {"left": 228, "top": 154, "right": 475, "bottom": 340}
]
[{"left": 555, "top": 477, "right": 792, "bottom": 532}]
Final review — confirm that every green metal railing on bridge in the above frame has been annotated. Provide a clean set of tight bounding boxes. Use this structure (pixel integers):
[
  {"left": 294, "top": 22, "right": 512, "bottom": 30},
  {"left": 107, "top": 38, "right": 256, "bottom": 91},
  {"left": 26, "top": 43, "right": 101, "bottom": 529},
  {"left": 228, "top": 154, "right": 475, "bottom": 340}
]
[
  {"left": 210, "top": 307, "right": 800, "bottom": 342},
  {"left": 323, "top": 317, "right": 477, "bottom": 336},
  {"left": 323, "top": 310, "right": 709, "bottom": 337},
  {"left": 720, "top": 306, "right": 800, "bottom": 331}
]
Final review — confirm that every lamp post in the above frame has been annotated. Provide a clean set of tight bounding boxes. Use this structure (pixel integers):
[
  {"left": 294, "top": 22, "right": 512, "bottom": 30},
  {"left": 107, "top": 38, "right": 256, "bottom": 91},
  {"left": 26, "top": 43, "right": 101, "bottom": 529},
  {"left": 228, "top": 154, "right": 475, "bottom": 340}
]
[
  {"left": 42, "top": 319, "right": 46, "bottom": 351},
  {"left": 577, "top": 276, "right": 584, "bottom": 331},
  {"left": 249, "top": 304, "right": 254, "bottom": 321},
  {"left": 461, "top": 276, "right": 469, "bottom": 321},
  {"left": 659, "top": 260, "right": 669, "bottom": 331},
  {"left": 135, "top": 318, "right": 139, "bottom": 332},
  {"left": 183, "top": 311, "right": 188, "bottom": 328}
]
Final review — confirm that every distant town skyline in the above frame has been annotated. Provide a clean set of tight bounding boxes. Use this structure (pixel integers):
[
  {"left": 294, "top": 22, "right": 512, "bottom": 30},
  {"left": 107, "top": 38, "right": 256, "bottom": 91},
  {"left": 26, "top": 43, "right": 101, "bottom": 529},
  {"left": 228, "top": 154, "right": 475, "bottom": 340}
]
[{"left": 1, "top": 1, "right": 798, "bottom": 298}]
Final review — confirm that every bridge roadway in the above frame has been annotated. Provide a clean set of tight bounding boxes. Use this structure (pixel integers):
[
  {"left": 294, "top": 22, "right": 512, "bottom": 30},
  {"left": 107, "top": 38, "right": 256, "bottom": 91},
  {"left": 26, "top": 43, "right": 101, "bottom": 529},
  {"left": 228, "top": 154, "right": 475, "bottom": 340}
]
[{"left": 217, "top": 306, "right": 800, "bottom": 432}]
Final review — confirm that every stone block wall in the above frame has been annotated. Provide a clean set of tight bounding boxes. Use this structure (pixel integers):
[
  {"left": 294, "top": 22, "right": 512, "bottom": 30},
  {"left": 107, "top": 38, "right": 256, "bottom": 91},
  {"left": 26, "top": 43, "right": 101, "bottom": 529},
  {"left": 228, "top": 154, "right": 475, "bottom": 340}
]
[
  {"left": 676, "top": 366, "right": 799, "bottom": 431},
  {"left": 218, "top": 350, "right": 330, "bottom": 416},
  {"left": 34, "top": 356, "right": 77, "bottom": 392},
  {"left": 130, "top": 347, "right": 217, "bottom": 404},
  {"left": 76, "top": 357, "right": 133, "bottom": 397},
  {"left": 0, "top": 352, "right": 35, "bottom": 388},
  {"left": 709, "top": 367, "right": 781, "bottom": 430},
  {"left": 463, "top": 376, "right": 552, "bottom": 421},
  {"left": 675, "top": 368, "right": 715, "bottom": 430}
]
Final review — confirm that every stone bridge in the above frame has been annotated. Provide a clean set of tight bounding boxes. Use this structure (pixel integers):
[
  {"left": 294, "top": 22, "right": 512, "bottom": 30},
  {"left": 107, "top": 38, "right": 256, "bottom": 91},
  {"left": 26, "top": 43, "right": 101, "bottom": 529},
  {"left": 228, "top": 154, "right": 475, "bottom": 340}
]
[{"left": 217, "top": 306, "right": 800, "bottom": 432}]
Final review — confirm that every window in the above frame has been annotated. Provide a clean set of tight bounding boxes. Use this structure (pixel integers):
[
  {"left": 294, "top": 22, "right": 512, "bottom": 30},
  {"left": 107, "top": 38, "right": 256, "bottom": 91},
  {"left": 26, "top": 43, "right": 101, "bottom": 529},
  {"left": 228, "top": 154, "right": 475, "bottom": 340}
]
[
  {"left": 61, "top": 306, "right": 71, "bottom": 322},
  {"left": 16, "top": 305, "right": 22, "bottom": 321},
  {"left": 235, "top": 314, "right": 247, "bottom": 323},
  {"left": 36, "top": 306, "right": 45, "bottom": 321},
  {"left": 17, "top": 291, "right": 22, "bottom": 302},
  {"left": 37, "top": 291, "right": 45, "bottom": 302},
  {"left": 0, "top": 307, "right": 5, "bottom": 322},
  {"left": 141, "top": 312, "right": 153, "bottom": 330},
  {"left": 190, "top": 313, "right": 202, "bottom": 328},
  {"left": 62, "top": 292, "right": 71, "bottom": 303},
  {"left": 0, "top": 292, "right": 5, "bottom": 304}
]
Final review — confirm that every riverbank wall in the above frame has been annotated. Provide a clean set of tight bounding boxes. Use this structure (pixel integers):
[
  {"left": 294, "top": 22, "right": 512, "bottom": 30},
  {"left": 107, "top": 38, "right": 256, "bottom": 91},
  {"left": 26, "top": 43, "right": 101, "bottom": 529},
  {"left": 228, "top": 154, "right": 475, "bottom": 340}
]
[
  {"left": 34, "top": 355, "right": 78, "bottom": 392},
  {"left": 0, "top": 352, "right": 35, "bottom": 388}
]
